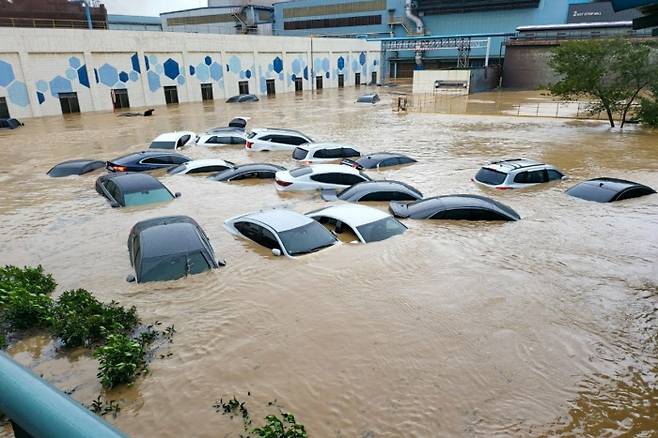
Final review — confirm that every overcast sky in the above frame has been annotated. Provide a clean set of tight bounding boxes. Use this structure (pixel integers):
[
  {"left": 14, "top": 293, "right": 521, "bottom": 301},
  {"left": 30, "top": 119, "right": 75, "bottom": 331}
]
[{"left": 104, "top": 0, "right": 207, "bottom": 16}]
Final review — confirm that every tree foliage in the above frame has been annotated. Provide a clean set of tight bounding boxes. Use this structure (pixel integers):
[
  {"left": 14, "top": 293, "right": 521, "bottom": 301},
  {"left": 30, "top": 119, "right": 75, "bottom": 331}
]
[{"left": 549, "top": 39, "right": 658, "bottom": 128}]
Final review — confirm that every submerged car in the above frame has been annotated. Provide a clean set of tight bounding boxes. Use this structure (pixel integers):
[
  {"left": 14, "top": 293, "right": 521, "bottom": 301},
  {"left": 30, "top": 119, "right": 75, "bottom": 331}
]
[
  {"left": 148, "top": 131, "right": 198, "bottom": 150},
  {"left": 292, "top": 143, "right": 361, "bottom": 164},
  {"left": 245, "top": 128, "right": 313, "bottom": 152},
  {"left": 566, "top": 177, "right": 656, "bottom": 203},
  {"left": 390, "top": 194, "right": 520, "bottom": 221},
  {"left": 224, "top": 209, "right": 337, "bottom": 257},
  {"left": 321, "top": 180, "right": 423, "bottom": 202},
  {"left": 473, "top": 158, "right": 566, "bottom": 190},
  {"left": 306, "top": 204, "right": 406, "bottom": 244},
  {"left": 226, "top": 94, "right": 259, "bottom": 103},
  {"left": 274, "top": 164, "right": 371, "bottom": 192},
  {"left": 208, "top": 163, "right": 286, "bottom": 182},
  {"left": 0, "top": 118, "right": 23, "bottom": 129},
  {"left": 356, "top": 93, "right": 380, "bottom": 104},
  {"left": 356, "top": 152, "right": 417, "bottom": 169},
  {"left": 197, "top": 129, "right": 247, "bottom": 147},
  {"left": 47, "top": 159, "right": 105, "bottom": 177},
  {"left": 96, "top": 173, "right": 179, "bottom": 208},
  {"left": 167, "top": 159, "right": 235, "bottom": 175},
  {"left": 106, "top": 150, "right": 190, "bottom": 172},
  {"left": 127, "top": 216, "right": 222, "bottom": 283}
]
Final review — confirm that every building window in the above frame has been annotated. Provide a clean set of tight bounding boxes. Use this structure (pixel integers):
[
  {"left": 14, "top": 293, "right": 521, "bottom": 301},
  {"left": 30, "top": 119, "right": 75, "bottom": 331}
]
[
  {"left": 338, "top": 74, "right": 344, "bottom": 88},
  {"left": 58, "top": 92, "right": 80, "bottom": 114},
  {"left": 238, "top": 81, "right": 249, "bottom": 95},
  {"left": 0, "top": 97, "right": 9, "bottom": 118},
  {"left": 164, "top": 86, "right": 179, "bottom": 104},
  {"left": 266, "top": 79, "right": 276, "bottom": 96},
  {"left": 283, "top": 14, "right": 382, "bottom": 30},
  {"left": 201, "top": 83, "right": 214, "bottom": 101},
  {"left": 315, "top": 76, "right": 323, "bottom": 90},
  {"left": 112, "top": 88, "right": 130, "bottom": 109},
  {"left": 417, "top": 0, "right": 540, "bottom": 15},
  {"left": 294, "top": 77, "right": 303, "bottom": 92},
  {"left": 355, "top": 73, "right": 361, "bottom": 87}
]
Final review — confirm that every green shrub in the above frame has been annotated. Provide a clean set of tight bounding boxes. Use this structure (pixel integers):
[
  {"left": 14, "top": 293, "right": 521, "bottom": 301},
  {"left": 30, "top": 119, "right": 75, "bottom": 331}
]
[
  {"left": 0, "top": 265, "right": 57, "bottom": 306},
  {"left": 94, "top": 334, "right": 145, "bottom": 388},
  {"left": 0, "top": 332, "right": 6, "bottom": 349},
  {"left": 252, "top": 413, "right": 307, "bottom": 438},
  {"left": 2, "top": 289, "right": 53, "bottom": 330},
  {"left": 51, "top": 289, "right": 139, "bottom": 348},
  {"left": 639, "top": 92, "right": 658, "bottom": 127}
]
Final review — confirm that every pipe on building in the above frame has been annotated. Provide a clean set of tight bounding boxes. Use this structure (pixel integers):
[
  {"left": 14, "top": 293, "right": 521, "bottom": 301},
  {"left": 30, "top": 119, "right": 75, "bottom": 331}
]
[
  {"left": 0, "top": 352, "right": 128, "bottom": 438},
  {"left": 404, "top": 0, "right": 425, "bottom": 69}
]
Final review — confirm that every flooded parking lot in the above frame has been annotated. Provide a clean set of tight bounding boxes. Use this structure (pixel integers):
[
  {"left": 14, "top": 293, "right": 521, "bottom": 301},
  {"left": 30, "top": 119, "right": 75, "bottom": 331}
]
[{"left": 1, "top": 87, "right": 657, "bottom": 437}]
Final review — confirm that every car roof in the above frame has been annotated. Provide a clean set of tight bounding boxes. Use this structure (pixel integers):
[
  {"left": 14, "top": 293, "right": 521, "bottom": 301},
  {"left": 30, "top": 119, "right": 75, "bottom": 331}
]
[
  {"left": 300, "top": 142, "right": 356, "bottom": 152},
  {"left": 102, "top": 172, "right": 165, "bottom": 192},
  {"left": 307, "top": 204, "right": 390, "bottom": 227},
  {"left": 308, "top": 164, "right": 363, "bottom": 175},
  {"left": 111, "top": 150, "right": 188, "bottom": 162},
  {"left": 152, "top": 131, "right": 195, "bottom": 142},
  {"left": 47, "top": 159, "right": 105, "bottom": 176},
  {"left": 338, "top": 180, "right": 422, "bottom": 198},
  {"left": 131, "top": 215, "right": 200, "bottom": 237},
  {"left": 251, "top": 127, "right": 308, "bottom": 136},
  {"left": 400, "top": 194, "right": 520, "bottom": 220},
  {"left": 240, "top": 209, "right": 313, "bottom": 232},
  {"left": 566, "top": 177, "right": 656, "bottom": 202},
  {"left": 203, "top": 128, "right": 244, "bottom": 135},
  {"left": 483, "top": 158, "right": 546, "bottom": 172},
  {"left": 139, "top": 222, "right": 205, "bottom": 258},
  {"left": 179, "top": 159, "right": 234, "bottom": 169}
]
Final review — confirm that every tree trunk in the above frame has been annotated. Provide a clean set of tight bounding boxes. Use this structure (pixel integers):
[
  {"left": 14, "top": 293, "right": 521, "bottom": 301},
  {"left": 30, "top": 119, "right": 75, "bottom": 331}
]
[
  {"left": 620, "top": 88, "right": 643, "bottom": 128},
  {"left": 605, "top": 105, "right": 615, "bottom": 128}
]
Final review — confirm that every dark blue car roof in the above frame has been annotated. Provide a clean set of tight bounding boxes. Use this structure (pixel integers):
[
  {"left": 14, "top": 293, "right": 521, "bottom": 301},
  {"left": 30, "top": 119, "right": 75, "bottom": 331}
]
[
  {"left": 110, "top": 150, "right": 190, "bottom": 165},
  {"left": 566, "top": 177, "right": 656, "bottom": 203},
  {"left": 100, "top": 172, "right": 166, "bottom": 193},
  {"left": 47, "top": 159, "right": 105, "bottom": 177}
]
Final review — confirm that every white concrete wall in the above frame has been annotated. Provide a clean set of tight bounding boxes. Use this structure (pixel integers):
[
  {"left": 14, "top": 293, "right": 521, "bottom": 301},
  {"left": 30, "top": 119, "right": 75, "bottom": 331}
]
[
  {"left": 0, "top": 28, "right": 381, "bottom": 119},
  {"left": 412, "top": 70, "right": 470, "bottom": 95}
]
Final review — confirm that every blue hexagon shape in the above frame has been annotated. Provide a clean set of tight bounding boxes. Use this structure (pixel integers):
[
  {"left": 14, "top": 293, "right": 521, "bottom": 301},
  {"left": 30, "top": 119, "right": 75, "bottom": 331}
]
[
  {"left": 49, "top": 75, "right": 72, "bottom": 98},
  {"left": 210, "top": 63, "right": 222, "bottom": 81},
  {"left": 98, "top": 63, "right": 118, "bottom": 87},
  {"left": 239, "top": 70, "right": 245, "bottom": 79},
  {"left": 291, "top": 58, "right": 301, "bottom": 75},
  {"left": 325, "top": 71, "right": 330, "bottom": 79},
  {"left": 78, "top": 66, "right": 90, "bottom": 88},
  {"left": 8, "top": 81, "right": 29, "bottom": 107},
  {"left": 36, "top": 80, "right": 48, "bottom": 92},
  {"left": 69, "top": 56, "right": 81, "bottom": 69},
  {"left": 119, "top": 71, "right": 129, "bottom": 83},
  {"left": 177, "top": 75, "right": 185, "bottom": 85},
  {"left": 131, "top": 53, "right": 141, "bottom": 73},
  {"left": 163, "top": 58, "right": 180, "bottom": 80},
  {"left": 197, "top": 63, "right": 211, "bottom": 82},
  {"left": 129, "top": 71, "right": 139, "bottom": 82},
  {"left": 359, "top": 52, "right": 367, "bottom": 66},
  {"left": 36, "top": 91, "right": 45, "bottom": 105},
  {"left": 229, "top": 56, "right": 241, "bottom": 73},
  {"left": 322, "top": 58, "right": 330, "bottom": 72},
  {"left": 155, "top": 63, "right": 164, "bottom": 75},
  {"left": 245, "top": 69, "right": 252, "bottom": 79},
  {"left": 0, "top": 60, "right": 15, "bottom": 87},
  {"left": 66, "top": 68, "right": 77, "bottom": 80},
  {"left": 189, "top": 65, "right": 195, "bottom": 76},
  {"left": 204, "top": 56, "right": 212, "bottom": 66},
  {"left": 273, "top": 57, "right": 283, "bottom": 74},
  {"left": 147, "top": 70, "right": 160, "bottom": 92},
  {"left": 337, "top": 56, "right": 345, "bottom": 71}
]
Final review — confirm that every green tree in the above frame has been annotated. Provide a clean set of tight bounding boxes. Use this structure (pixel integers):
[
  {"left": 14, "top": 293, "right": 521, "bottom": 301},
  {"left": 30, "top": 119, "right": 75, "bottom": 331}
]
[
  {"left": 549, "top": 39, "right": 658, "bottom": 128},
  {"left": 639, "top": 83, "right": 658, "bottom": 127}
]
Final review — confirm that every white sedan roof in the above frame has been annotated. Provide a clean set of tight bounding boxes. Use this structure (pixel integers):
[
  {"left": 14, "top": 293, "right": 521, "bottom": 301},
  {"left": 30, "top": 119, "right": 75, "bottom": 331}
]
[
  {"left": 233, "top": 209, "right": 313, "bottom": 232},
  {"left": 307, "top": 204, "right": 390, "bottom": 228},
  {"left": 153, "top": 131, "right": 196, "bottom": 142},
  {"left": 308, "top": 164, "right": 363, "bottom": 175},
  {"left": 298, "top": 142, "right": 357, "bottom": 152},
  {"left": 179, "top": 159, "right": 234, "bottom": 169}
]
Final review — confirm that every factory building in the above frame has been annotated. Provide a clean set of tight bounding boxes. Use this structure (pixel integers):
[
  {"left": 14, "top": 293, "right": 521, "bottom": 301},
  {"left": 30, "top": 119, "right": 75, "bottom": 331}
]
[{"left": 107, "top": 15, "right": 162, "bottom": 32}]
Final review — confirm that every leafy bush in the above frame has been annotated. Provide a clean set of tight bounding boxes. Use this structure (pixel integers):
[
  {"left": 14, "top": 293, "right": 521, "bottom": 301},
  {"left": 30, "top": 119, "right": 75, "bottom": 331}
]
[
  {"left": 639, "top": 87, "right": 658, "bottom": 127},
  {"left": 0, "top": 265, "right": 57, "bottom": 305},
  {"left": 0, "top": 332, "right": 6, "bottom": 349},
  {"left": 252, "top": 413, "right": 307, "bottom": 438},
  {"left": 2, "top": 289, "right": 53, "bottom": 330},
  {"left": 51, "top": 289, "right": 139, "bottom": 348},
  {"left": 94, "top": 334, "right": 145, "bottom": 388}
]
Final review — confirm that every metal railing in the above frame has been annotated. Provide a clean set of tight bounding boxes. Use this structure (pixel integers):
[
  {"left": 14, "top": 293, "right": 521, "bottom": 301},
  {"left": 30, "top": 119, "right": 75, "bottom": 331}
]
[
  {"left": 0, "top": 352, "right": 127, "bottom": 438},
  {"left": 0, "top": 17, "right": 107, "bottom": 29}
]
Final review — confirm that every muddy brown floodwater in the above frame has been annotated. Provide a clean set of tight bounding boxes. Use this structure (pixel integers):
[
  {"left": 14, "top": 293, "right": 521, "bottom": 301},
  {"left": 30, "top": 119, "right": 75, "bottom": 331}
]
[{"left": 1, "top": 87, "right": 657, "bottom": 437}]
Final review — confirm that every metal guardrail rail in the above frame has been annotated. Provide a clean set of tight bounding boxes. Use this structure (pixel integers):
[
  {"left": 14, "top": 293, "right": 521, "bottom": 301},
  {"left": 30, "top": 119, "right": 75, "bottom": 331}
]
[{"left": 0, "top": 352, "right": 127, "bottom": 438}]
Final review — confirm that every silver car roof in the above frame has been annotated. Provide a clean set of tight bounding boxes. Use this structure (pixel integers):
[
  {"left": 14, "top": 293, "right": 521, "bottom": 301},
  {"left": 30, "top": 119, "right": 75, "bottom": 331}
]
[{"left": 238, "top": 209, "right": 313, "bottom": 232}]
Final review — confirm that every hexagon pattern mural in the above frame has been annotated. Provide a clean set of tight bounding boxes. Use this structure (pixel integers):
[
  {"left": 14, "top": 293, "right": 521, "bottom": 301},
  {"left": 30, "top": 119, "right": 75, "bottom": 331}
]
[
  {"left": 0, "top": 58, "right": 30, "bottom": 108},
  {"left": 188, "top": 55, "right": 224, "bottom": 90},
  {"left": 144, "top": 55, "right": 187, "bottom": 93}
]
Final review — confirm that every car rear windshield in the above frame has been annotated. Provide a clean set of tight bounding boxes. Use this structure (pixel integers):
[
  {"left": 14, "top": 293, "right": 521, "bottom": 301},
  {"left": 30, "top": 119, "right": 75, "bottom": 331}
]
[
  {"left": 278, "top": 221, "right": 337, "bottom": 256},
  {"left": 475, "top": 168, "right": 507, "bottom": 185},
  {"left": 292, "top": 147, "right": 308, "bottom": 160},
  {"left": 167, "top": 164, "right": 187, "bottom": 175},
  {"left": 140, "top": 252, "right": 211, "bottom": 282},
  {"left": 124, "top": 188, "right": 173, "bottom": 206},
  {"left": 289, "top": 167, "right": 313, "bottom": 177},
  {"left": 356, "top": 217, "right": 406, "bottom": 243},
  {"left": 149, "top": 141, "right": 177, "bottom": 150}
]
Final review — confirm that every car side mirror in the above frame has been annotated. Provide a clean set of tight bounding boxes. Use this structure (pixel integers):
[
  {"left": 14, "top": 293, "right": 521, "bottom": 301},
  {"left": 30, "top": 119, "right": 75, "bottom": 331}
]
[
  {"left": 110, "top": 201, "right": 120, "bottom": 208},
  {"left": 272, "top": 248, "right": 282, "bottom": 257},
  {"left": 217, "top": 258, "right": 226, "bottom": 267},
  {"left": 126, "top": 274, "right": 136, "bottom": 283},
  {"left": 175, "top": 192, "right": 182, "bottom": 198}
]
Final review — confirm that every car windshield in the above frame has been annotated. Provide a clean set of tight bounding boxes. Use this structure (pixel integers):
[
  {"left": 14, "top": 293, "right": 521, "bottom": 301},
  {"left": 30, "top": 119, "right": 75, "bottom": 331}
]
[
  {"left": 356, "top": 217, "right": 406, "bottom": 243},
  {"left": 289, "top": 167, "right": 313, "bottom": 177},
  {"left": 278, "top": 221, "right": 337, "bottom": 256},
  {"left": 475, "top": 168, "right": 507, "bottom": 185},
  {"left": 149, "top": 141, "right": 177, "bottom": 150},
  {"left": 140, "top": 252, "right": 211, "bottom": 282},
  {"left": 124, "top": 188, "right": 174, "bottom": 206},
  {"left": 292, "top": 148, "right": 308, "bottom": 160}
]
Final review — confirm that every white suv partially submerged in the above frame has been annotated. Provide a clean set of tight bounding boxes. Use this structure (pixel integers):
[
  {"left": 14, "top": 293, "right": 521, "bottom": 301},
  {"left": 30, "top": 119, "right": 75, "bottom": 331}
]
[
  {"left": 473, "top": 158, "right": 566, "bottom": 190},
  {"left": 245, "top": 128, "right": 313, "bottom": 152},
  {"left": 292, "top": 143, "right": 361, "bottom": 164}
]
